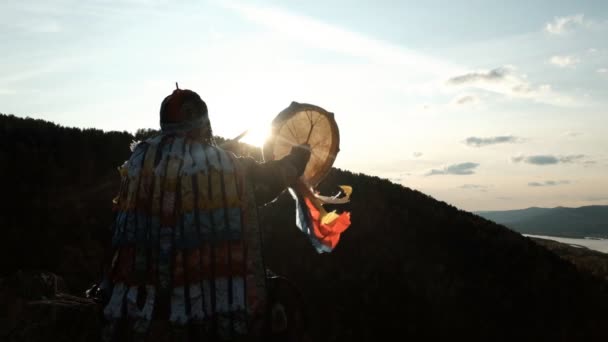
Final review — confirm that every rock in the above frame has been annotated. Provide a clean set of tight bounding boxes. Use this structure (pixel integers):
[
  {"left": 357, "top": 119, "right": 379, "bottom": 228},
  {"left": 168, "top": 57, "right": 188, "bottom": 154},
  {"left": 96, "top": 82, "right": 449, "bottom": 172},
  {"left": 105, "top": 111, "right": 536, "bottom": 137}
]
[
  {"left": 0, "top": 271, "right": 102, "bottom": 342},
  {"left": 8, "top": 294, "right": 101, "bottom": 342},
  {"left": 1, "top": 270, "right": 67, "bottom": 300}
]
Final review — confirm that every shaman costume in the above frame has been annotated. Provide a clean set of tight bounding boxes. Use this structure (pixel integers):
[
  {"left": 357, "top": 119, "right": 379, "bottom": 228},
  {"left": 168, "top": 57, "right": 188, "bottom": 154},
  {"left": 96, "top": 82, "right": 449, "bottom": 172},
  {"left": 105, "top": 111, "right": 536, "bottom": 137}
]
[{"left": 101, "top": 89, "right": 310, "bottom": 341}]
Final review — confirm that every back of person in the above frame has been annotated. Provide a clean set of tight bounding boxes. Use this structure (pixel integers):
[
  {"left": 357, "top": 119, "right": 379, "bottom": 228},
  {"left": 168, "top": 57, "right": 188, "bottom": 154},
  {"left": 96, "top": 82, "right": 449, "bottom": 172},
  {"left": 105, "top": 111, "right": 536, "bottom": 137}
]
[{"left": 100, "top": 88, "right": 310, "bottom": 341}]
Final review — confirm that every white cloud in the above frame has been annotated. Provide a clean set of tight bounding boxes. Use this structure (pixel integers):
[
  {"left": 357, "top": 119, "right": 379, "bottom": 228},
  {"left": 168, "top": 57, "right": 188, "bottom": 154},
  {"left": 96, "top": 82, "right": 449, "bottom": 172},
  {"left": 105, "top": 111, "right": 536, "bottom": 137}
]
[
  {"left": 598, "top": 68, "right": 608, "bottom": 74},
  {"left": 549, "top": 55, "right": 579, "bottom": 68},
  {"left": 544, "top": 14, "right": 586, "bottom": 34},
  {"left": 425, "top": 162, "right": 479, "bottom": 176},
  {"left": 224, "top": 2, "right": 460, "bottom": 76},
  {"left": 511, "top": 154, "right": 586, "bottom": 165},
  {"left": 446, "top": 66, "right": 574, "bottom": 106},
  {"left": 460, "top": 184, "right": 489, "bottom": 192},
  {"left": 464, "top": 135, "right": 520, "bottom": 147},
  {"left": 528, "top": 180, "right": 570, "bottom": 187}
]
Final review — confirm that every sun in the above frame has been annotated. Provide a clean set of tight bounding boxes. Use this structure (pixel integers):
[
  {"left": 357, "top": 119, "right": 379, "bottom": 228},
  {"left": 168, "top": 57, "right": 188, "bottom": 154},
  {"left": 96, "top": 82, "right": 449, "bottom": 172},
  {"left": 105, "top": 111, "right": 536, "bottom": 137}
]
[{"left": 240, "top": 125, "right": 271, "bottom": 148}]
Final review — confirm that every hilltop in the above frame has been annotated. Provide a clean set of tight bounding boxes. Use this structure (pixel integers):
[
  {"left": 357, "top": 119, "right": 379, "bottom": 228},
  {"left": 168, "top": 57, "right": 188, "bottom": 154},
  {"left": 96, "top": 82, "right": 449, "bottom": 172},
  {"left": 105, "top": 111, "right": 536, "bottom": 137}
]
[{"left": 1, "top": 113, "right": 608, "bottom": 341}]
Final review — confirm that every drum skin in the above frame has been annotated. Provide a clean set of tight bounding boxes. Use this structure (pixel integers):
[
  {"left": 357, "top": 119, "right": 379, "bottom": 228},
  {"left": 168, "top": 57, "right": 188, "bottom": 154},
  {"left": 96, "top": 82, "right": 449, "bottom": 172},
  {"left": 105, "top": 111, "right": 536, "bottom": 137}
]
[{"left": 263, "top": 102, "right": 340, "bottom": 187}]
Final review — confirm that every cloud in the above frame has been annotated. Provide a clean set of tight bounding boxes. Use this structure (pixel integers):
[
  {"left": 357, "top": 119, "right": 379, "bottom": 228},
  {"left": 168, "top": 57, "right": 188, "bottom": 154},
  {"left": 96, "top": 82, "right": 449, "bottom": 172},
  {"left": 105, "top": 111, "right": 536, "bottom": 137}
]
[
  {"left": 558, "top": 154, "right": 586, "bottom": 163},
  {"left": 549, "top": 55, "right": 579, "bottom": 67},
  {"left": 544, "top": 14, "right": 586, "bottom": 34},
  {"left": 447, "top": 67, "right": 509, "bottom": 85},
  {"left": 524, "top": 155, "right": 558, "bottom": 165},
  {"left": 528, "top": 180, "right": 570, "bottom": 187},
  {"left": 464, "top": 135, "right": 519, "bottom": 147},
  {"left": 511, "top": 154, "right": 586, "bottom": 165},
  {"left": 426, "top": 162, "right": 479, "bottom": 176},
  {"left": 226, "top": 2, "right": 458, "bottom": 75},
  {"left": 413, "top": 152, "right": 423, "bottom": 158},
  {"left": 563, "top": 131, "right": 582, "bottom": 137},
  {"left": 451, "top": 94, "right": 479, "bottom": 105},
  {"left": 445, "top": 66, "right": 573, "bottom": 106},
  {"left": 598, "top": 68, "right": 608, "bottom": 74},
  {"left": 460, "top": 184, "right": 489, "bottom": 192}
]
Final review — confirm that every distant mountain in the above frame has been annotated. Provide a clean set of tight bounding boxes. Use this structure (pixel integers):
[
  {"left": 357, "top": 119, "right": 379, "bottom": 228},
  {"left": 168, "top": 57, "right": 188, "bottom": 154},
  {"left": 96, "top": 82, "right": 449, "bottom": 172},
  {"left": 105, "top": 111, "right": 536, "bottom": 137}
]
[
  {"left": 476, "top": 206, "right": 608, "bottom": 238},
  {"left": 2, "top": 113, "right": 608, "bottom": 341}
]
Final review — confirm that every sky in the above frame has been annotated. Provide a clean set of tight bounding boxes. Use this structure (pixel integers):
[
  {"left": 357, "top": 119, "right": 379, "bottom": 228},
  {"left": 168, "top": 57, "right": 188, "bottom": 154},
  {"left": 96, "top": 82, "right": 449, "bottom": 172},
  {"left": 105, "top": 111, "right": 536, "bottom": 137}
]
[{"left": 1, "top": 0, "right": 607, "bottom": 211}]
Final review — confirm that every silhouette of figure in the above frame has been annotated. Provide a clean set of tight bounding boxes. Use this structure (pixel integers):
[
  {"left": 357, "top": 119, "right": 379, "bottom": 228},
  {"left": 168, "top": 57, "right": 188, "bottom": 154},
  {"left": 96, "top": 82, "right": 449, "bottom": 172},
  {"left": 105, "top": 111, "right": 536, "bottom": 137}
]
[{"left": 99, "top": 88, "right": 310, "bottom": 341}]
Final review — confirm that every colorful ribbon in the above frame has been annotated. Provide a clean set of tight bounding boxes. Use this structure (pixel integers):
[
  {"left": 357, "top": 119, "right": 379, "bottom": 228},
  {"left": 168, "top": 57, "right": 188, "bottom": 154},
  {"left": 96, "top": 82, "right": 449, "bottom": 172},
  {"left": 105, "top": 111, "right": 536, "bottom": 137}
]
[{"left": 289, "top": 180, "right": 352, "bottom": 253}]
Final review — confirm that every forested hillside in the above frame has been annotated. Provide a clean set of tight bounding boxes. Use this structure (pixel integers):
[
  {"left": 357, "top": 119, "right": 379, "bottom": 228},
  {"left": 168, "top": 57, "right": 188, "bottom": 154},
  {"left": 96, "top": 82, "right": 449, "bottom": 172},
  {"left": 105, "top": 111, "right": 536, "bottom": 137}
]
[{"left": 2, "top": 113, "right": 608, "bottom": 341}]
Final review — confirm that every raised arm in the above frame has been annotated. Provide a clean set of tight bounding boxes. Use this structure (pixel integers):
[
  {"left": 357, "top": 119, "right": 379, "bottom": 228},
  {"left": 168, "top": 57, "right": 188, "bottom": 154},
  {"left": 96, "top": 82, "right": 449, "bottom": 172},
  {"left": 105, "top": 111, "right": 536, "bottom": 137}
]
[{"left": 239, "top": 144, "right": 311, "bottom": 205}]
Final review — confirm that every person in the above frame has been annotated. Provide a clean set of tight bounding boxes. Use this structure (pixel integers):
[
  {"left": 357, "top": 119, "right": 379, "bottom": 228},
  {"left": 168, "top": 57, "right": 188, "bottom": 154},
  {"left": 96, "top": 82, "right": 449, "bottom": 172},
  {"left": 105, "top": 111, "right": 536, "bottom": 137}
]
[{"left": 100, "top": 87, "right": 311, "bottom": 341}]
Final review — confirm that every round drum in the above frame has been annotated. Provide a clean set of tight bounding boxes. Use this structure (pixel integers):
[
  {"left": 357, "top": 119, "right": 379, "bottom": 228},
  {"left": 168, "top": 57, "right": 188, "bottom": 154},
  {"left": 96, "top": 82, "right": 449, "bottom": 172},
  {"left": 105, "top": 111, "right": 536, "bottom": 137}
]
[{"left": 263, "top": 102, "right": 340, "bottom": 186}]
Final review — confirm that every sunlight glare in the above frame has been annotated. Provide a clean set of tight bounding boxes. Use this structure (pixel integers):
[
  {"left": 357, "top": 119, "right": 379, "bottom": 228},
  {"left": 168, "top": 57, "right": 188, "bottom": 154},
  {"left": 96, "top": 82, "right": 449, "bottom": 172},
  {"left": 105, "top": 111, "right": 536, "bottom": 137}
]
[{"left": 240, "top": 125, "right": 271, "bottom": 147}]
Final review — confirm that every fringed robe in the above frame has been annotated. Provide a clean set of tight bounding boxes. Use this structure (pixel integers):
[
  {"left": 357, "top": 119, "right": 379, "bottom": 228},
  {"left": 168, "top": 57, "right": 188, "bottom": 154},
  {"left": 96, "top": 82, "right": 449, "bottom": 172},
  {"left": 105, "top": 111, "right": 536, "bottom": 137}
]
[{"left": 102, "top": 133, "right": 300, "bottom": 341}]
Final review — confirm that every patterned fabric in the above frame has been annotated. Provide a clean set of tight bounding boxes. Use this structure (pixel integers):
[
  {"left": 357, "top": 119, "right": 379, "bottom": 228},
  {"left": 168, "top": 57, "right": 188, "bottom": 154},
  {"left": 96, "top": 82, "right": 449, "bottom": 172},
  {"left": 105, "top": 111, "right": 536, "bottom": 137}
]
[
  {"left": 290, "top": 181, "right": 352, "bottom": 253},
  {"left": 102, "top": 133, "right": 282, "bottom": 341}
]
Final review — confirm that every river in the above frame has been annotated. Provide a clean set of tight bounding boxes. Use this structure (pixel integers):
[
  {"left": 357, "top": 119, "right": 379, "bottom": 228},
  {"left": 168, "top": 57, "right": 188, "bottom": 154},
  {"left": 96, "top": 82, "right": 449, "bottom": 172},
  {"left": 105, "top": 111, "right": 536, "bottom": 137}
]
[{"left": 524, "top": 234, "right": 608, "bottom": 254}]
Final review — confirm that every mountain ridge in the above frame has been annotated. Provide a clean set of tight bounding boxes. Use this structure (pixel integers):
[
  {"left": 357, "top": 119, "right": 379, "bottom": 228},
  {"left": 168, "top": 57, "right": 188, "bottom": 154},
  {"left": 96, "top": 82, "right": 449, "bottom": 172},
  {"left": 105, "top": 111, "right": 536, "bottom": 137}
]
[
  {"left": 478, "top": 204, "right": 607, "bottom": 212},
  {"left": 2, "top": 113, "right": 608, "bottom": 341}
]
